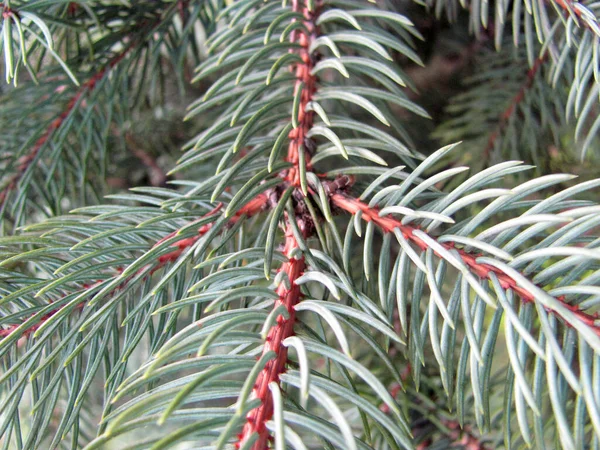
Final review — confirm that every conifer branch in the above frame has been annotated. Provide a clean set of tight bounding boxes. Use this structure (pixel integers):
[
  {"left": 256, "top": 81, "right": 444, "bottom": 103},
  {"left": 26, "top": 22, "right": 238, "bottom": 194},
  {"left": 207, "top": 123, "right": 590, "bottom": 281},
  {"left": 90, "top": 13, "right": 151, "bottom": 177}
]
[
  {"left": 283, "top": 0, "right": 319, "bottom": 187},
  {"left": 0, "top": 52, "right": 124, "bottom": 207},
  {"left": 0, "top": 194, "right": 270, "bottom": 341},
  {"left": 237, "top": 223, "right": 305, "bottom": 449},
  {"left": 0, "top": 1, "right": 190, "bottom": 210},
  {"left": 3, "top": 1, "right": 600, "bottom": 447},
  {"left": 0, "top": 292, "right": 88, "bottom": 340},
  {"left": 330, "top": 192, "right": 600, "bottom": 335},
  {"left": 483, "top": 53, "right": 549, "bottom": 160},
  {"left": 156, "top": 193, "right": 271, "bottom": 267},
  {"left": 237, "top": 1, "right": 320, "bottom": 443}
]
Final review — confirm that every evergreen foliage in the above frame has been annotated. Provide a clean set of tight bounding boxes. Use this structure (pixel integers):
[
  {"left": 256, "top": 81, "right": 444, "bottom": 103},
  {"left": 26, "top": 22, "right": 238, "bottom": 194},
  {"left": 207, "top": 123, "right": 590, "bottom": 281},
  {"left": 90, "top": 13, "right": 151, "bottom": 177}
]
[{"left": 0, "top": 0, "right": 599, "bottom": 449}]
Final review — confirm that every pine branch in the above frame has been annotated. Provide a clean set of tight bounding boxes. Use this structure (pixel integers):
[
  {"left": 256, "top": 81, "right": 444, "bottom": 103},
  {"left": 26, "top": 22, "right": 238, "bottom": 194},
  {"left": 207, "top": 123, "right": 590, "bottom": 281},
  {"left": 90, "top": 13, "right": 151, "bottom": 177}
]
[
  {"left": 238, "top": 2, "right": 318, "bottom": 445},
  {"left": 0, "top": 194, "right": 270, "bottom": 341},
  {"left": 0, "top": 1, "right": 206, "bottom": 224},
  {"left": 0, "top": 49, "right": 128, "bottom": 208},
  {"left": 330, "top": 192, "right": 600, "bottom": 336},
  {"left": 2, "top": 1, "right": 600, "bottom": 448},
  {"left": 79, "top": 1, "right": 423, "bottom": 447},
  {"left": 237, "top": 224, "right": 305, "bottom": 449},
  {"left": 426, "top": 0, "right": 600, "bottom": 159},
  {"left": 433, "top": 43, "right": 564, "bottom": 168},
  {"left": 282, "top": 0, "right": 319, "bottom": 186},
  {"left": 482, "top": 53, "right": 549, "bottom": 161},
  {"left": 0, "top": 292, "right": 87, "bottom": 340},
  {"left": 155, "top": 193, "right": 271, "bottom": 267}
]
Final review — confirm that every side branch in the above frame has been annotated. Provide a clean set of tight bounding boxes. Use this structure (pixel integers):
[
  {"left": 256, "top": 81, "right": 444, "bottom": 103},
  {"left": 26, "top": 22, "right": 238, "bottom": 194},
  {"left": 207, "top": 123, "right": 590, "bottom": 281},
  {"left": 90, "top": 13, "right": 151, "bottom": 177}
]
[
  {"left": 483, "top": 53, "right": 548, "bottom": 159},
  {"left": 0, "top": 193, "right": 271, "bottom": 340},
  {"left": 0, "top": 48, "right": 131, "bottom": 208},
  {"left": 0, "top": 2, "right": 186, "bottom": 208},
  {"left": 330, "top": 193, "right": 600, "bottom": 336}
]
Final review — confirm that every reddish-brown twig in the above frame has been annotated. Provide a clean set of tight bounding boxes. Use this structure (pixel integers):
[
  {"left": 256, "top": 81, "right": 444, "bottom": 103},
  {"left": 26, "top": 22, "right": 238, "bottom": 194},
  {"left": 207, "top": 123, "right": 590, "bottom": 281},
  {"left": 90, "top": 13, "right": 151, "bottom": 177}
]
[
  {"left": 330, "top": 193, "right": 600, "bottom": 336},
  {"left": 0, "top": 48, "right": 131, "bottom": 208},
  {"left": 483, "top": 54, "right": 548, "bottom": 160},
  {"left": 0, "top": 193, "right": 270, "bottom": 340},
  {"left": 236, "top": 224, "right": 306, "bottom": 449},
  {"left": 0, "top": 2, "right": 188, "bottom": 209},
  {"left": 284, "top": 0, "right": 319, "bottom": 186},
  {"left": 0, "top": 296, "right": 88, "bottom": 340},
  {"left": 234, "top": 1, "right": 322, "bottom": 445}
]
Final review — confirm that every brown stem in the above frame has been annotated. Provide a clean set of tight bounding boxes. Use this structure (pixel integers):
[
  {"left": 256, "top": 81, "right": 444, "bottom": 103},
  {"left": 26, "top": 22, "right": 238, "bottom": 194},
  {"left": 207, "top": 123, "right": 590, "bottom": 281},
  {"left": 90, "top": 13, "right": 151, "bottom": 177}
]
[
  {"left": 235, "top": 2, "right": 322, "bottom": 444},
  {"left": 483, "top": 53, "right": 548, "bottom": 160},
  {"left": 330, "top": 193, "right": 600, "bottom": 336},
  {"left": 284, "top": 0, "right": 319, "bottom": 186},
  {"left": 0, "top": 297, "right": 87, "bottom": 340},
  {"left": 236, "top": 223, "right": 305, "bottom": 450},
  {"left": 0, "top": 193, "right": 271, "bottom": 340},
  {"left": 0, "top": 47, "right": 132, "bottom": 209},
  {"left": 0, "top": 2, "right": 188, "bottom": 209}
]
